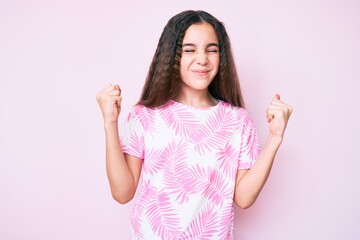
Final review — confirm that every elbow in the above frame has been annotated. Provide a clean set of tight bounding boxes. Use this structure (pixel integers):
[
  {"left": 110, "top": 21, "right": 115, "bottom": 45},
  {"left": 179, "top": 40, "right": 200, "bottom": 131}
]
[
  {"left": 113, "top": 195, "right": 133, "bottom": 205},
  {"left": 111, "top": 190, "right": 135, "bottom": 205},
  {"left": 235, "top": 196, "right": 256, "bottom": 209},
  {"left": 237, "top": 201, "right": 254, "bottom": 209}
]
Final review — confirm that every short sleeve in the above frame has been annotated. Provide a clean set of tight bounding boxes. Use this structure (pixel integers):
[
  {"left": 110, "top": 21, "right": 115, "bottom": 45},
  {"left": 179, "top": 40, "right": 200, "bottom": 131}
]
[
  {"left": 238, "top": 112, "right": 261, "bottom": 170},
  {"left": 120, "top": 107, "right": 145, "bottom": 159}
]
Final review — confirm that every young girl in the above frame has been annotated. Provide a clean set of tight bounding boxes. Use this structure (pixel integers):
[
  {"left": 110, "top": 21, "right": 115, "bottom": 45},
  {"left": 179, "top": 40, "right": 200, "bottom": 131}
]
[{"left": 96, "top": 10, "right": 292, "bottom": 239}]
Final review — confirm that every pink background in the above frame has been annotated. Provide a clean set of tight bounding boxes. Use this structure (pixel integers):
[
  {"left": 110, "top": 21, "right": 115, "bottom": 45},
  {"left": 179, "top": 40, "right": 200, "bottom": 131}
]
[{"left": 1, "top": 0, "right": 359, "bottom": 239}]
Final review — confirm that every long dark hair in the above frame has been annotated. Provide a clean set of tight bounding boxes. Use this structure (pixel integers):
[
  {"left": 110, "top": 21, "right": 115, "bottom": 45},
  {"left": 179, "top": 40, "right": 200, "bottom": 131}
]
[{"left": 138, "top": 10, "right": 244, "bottom": 108}]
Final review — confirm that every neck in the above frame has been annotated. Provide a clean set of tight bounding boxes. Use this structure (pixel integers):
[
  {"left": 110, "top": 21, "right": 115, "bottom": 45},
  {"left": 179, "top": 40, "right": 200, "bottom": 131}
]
[{"left": 175, "top": 89, "right": 218, "bottom": 108}]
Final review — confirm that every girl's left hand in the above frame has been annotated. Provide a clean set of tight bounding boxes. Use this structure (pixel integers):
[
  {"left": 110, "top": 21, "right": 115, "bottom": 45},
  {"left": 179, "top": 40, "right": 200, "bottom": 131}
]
[{"left": 266, "top": 94, "right": 293, "bottom": 138}]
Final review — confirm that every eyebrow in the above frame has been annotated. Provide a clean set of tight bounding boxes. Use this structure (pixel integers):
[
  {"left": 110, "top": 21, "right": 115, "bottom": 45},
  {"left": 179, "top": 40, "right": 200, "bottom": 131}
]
[{"left": 182, "top": 43, "right": 219, "bottom": 48}]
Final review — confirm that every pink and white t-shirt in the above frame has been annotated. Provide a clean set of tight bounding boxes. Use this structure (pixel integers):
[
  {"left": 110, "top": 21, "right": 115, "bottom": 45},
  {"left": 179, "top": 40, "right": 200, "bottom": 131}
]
[{"left": 121, "top": 100, "right": 260, "bottom": 240}]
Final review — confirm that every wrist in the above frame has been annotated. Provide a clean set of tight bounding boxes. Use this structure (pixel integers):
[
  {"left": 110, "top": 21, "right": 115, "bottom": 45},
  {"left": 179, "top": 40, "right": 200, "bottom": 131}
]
[
  {"left": 266, "top": 134, "right": 283, "bottom": 149},
  {"left": 104, "top": 120, "right": 118, "bottom": 130}
]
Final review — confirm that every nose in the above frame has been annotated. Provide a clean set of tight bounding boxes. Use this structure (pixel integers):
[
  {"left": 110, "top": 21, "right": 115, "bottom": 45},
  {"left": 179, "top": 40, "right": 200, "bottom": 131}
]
[{"left": 196, "top": 52, "right": 208, "bottom": 65}]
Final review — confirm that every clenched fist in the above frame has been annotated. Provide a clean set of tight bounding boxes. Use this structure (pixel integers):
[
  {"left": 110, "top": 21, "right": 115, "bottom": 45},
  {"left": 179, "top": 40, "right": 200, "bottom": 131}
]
[
  {"left": 96, "top": 84, "right": 122, "bottom": 125},
  {"left": 266, "top": 94, "right": 293, "bottom": 138}
]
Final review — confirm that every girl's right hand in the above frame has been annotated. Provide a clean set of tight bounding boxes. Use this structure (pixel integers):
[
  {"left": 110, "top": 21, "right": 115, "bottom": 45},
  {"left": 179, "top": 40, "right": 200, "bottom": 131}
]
[{"left": 96, "top": 84, "right": 122, "bottom": 125}]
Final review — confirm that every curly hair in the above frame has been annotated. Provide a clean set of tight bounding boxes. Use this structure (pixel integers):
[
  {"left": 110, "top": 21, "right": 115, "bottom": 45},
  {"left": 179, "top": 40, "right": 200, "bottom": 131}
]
[{"left": 138, "top": 10, "right": 244, "bottom": 108}]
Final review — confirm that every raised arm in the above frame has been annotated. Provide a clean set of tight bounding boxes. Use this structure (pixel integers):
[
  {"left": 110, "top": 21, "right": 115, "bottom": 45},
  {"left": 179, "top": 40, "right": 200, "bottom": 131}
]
[
  {"left": 234, "top": 94, "right": 293, "bottom": 209},
  {"left": 96, "top": 84, "right": 143, "bottom": 204}
]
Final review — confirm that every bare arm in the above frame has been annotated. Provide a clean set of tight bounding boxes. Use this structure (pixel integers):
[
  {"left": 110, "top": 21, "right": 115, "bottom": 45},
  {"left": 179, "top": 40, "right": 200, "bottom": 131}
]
[
  {"left": 96, "top": 84, "right": 143, "bottom": 204},
  {"left": 234, "top": 94, "right": 292, "bottom": 209}
]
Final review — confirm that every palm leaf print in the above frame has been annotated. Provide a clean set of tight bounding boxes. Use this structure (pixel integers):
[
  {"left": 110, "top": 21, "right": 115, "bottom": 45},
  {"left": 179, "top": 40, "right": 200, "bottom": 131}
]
[
  {"left": 159, "top": 102, "right": 202, "bottom": 139},
  {"left": 193, "top": 104, "right": 236, "bottom": 155},
  {"left": 162, "top": 139, "right": 190, "bottom": 202},
  {"left": 200, "top": 167, "right": 232, "bottom": 205},
  {"left": 131, "top": 105, "right": 157, "bottom": 133},
  {"left": 131, "top": 180, "right": 155, "bottom": 239},
  {"left": 136, "top": 105, "right": 159, "bottom": 133},
  {"left": 217, "top": 203, "right": 234, "bottom": 240},
  {"left": 177, "top": 203, "right": 220, "bottom": 239},
  {"left": 177, "top": 165, "right": 232, "bottom": 205},
  {"left": 142, "top": 147, "right": 166, "bottom": 175},
  {"left": 146, "top": 190, "right": 181, "bottom": 239},
  {"left": 216, "top": 144, "right": 239, "bottom": 180},
  {"left": 128, "top": 128, "right": 144, "bottom": 158},
  {"left": 239, "top": 115, "right": 261, "bottom": 166}
]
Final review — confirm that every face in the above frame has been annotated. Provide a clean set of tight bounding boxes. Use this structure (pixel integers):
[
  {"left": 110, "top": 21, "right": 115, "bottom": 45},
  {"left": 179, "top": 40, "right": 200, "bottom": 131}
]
[{"left": 179, "top": 22, "right": 220, "bottom": 95}]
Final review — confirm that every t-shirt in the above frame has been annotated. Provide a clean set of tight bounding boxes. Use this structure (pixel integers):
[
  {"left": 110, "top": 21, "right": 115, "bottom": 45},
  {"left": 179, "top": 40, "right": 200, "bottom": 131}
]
[{"left": 121, "top": 100, "right": 260, "bottom": 240}]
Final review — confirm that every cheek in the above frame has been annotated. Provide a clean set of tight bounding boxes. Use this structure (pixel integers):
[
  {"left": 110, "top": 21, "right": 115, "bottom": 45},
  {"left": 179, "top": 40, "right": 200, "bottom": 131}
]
[
  {"left": 215, "top": 56, "right": 220, "bottom": 65},
  {"left": 179, "top": 61, "right": 186, "bottom": 78},
  {"left": 208, "top": 54, "right": 219, "bottom": 65},
  {"left": 212, "top": 58, "right": 220, "bottom": 72},
  {"left": 180, "top": 58, "right": 191, "bottom": 73},
  {"left": 180, "top": 56, "right": 191, "bottom": 66}
]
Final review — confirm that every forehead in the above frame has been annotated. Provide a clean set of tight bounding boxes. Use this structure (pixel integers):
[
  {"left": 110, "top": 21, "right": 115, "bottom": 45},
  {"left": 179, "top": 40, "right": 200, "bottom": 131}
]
[{"left": 183, "top": 22, "right": 218, "bottom": 43}]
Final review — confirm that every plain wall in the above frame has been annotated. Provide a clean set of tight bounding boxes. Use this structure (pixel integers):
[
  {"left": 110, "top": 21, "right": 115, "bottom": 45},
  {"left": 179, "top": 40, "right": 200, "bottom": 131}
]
[{"left": 1, "top": 0, "right": 359, "bottom": 239}]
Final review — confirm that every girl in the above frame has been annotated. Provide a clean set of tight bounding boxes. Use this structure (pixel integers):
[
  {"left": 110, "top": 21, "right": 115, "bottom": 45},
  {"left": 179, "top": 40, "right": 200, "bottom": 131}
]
[{"left": 96, "top": 10, "right": 292, "bottom": 240}]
